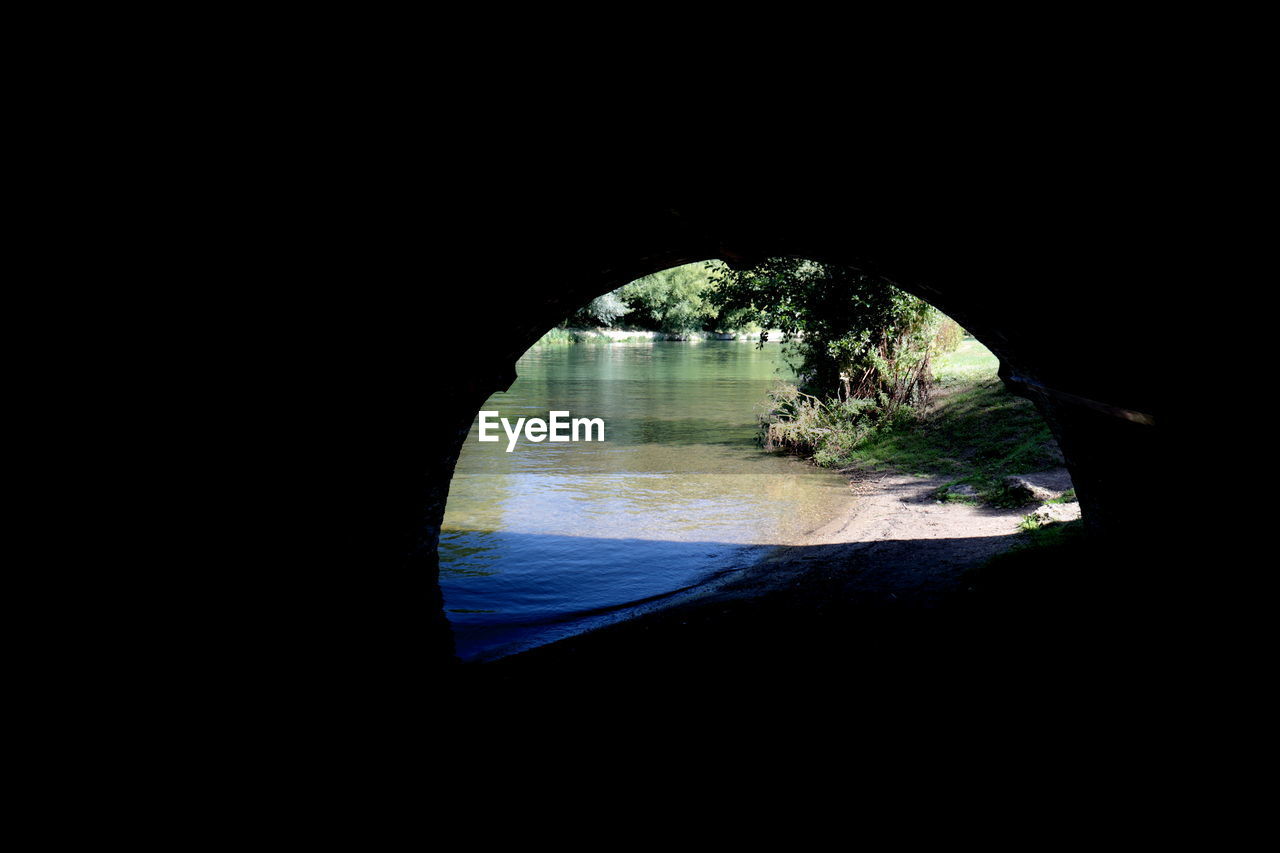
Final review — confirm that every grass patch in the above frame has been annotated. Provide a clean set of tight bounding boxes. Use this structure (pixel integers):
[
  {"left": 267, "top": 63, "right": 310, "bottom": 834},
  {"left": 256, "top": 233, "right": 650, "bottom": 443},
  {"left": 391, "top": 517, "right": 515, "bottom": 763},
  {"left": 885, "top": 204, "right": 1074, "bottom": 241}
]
[
  {"left": 934, "top": 488, "right": 980, "bottom": 505},
  {"left": 532, "top": 328, "right": 617, "bottom": 346},
  {"left": 932, "top": 337, "right": 999, "bottom": 384},
  {"left": 833, "top": 377, "right": 1060, "bottom": 503},
  {"left": 1018, "top": 513, "right": 1045, "bottom": 532}
]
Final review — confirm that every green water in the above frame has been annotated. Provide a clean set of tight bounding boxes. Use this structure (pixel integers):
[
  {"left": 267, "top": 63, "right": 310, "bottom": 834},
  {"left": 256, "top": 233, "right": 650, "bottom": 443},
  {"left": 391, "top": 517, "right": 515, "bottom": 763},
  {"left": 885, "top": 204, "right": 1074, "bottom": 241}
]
[{"left": 440, "top": 340, "right": 854, "bottom": 660}]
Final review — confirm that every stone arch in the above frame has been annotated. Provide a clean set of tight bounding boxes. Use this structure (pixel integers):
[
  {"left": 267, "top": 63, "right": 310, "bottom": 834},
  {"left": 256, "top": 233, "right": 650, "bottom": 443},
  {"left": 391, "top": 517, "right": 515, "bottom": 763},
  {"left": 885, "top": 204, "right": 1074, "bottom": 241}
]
[{"left": 348, "top": 202, "right": 1160, "bottom": 664}]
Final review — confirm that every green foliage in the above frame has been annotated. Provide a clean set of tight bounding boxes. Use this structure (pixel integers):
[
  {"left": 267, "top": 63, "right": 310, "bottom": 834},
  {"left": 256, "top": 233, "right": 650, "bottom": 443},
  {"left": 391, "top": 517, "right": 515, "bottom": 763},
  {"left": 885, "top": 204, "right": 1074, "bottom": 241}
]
[
  {"left": 758, "top": 338, "right": 1061, "bottom": 510},
  {"left": 846, "top": 378, "right": 1060, "bottom": 495},
  {"left": 533, "top": 328, "right": 618, "bottom": 346},
  {"left": 559, "top": 260, "right": 762, "bottom": 335},
  {"left": 757, "top": 382, "right": 918, "bottom": 465},
  {"left": 619, "top": 261, "right": 726, "bottom": 334},
  {"left": 931, "top": 337, "right": 995, "bottom": 384},
  {"left": 1018, "top": 513, "right": 1045, "bottom": 532},
  {"left": 570, "top": 291, "right": 631, "bottom": 327},
  {"left": 536, "top": 327, "right": 580, "bottom": 345},
  {"left": 933, "top": 319, "right": 964, "bottom": 355},
  {"left": 708, "top": 259, "right": 941, "bottom": 410},
  {"left": 715, "top": 258, "right": 961, "bottom": 475}
]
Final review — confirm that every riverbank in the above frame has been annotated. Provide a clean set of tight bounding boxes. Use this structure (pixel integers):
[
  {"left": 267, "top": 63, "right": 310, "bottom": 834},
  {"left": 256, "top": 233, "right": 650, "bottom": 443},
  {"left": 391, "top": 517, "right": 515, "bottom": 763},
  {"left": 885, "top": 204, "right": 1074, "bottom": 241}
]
[
  {"left": 470, "top": 337, "right": 1086, "bottom": 670},
  {"left": 534, "top": 327, "right": 790, "bottom": 345},
  {"left": 484, "top": 466, "right": 1084, "bottom": 671}
]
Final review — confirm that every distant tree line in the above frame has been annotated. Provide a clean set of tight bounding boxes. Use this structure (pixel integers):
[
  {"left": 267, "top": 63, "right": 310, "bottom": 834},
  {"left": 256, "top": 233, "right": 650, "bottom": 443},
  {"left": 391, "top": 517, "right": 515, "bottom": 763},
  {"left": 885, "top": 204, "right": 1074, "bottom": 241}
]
[{"left": 567, "top": 261, "right": 755, "bottom": 335}]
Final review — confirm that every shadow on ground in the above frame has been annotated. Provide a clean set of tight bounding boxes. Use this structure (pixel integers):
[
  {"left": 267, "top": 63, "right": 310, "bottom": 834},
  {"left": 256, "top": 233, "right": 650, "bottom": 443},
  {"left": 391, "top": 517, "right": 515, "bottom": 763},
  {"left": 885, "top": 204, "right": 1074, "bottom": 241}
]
[{"left": 446, "top": 524, "right": 1162, "bottom": 683}]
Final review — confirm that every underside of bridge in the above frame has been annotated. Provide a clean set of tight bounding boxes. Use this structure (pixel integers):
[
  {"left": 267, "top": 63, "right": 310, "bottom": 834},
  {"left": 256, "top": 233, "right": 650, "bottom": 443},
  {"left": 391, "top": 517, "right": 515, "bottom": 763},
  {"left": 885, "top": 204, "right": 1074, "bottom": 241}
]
[{"left": 339, "top": 193, "right": 1163, "bottom": 666}]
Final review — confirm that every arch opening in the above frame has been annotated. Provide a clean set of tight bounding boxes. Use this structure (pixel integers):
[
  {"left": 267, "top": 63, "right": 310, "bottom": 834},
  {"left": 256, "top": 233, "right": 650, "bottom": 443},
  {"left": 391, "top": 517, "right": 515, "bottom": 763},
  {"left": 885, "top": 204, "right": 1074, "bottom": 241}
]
[{"left": 437, "top": 259, "right": 1081, "bottom": 663}]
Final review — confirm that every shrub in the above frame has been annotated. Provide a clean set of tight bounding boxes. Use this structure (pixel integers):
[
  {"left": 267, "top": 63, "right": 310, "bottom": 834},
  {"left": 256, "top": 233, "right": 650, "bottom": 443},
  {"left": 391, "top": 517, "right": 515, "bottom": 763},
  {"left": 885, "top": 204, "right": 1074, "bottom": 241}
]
[
  {"left": 569, "top": 291, "right": 631, "bottom": 327},
  {"left": 758, "top": 383, "right": 897, "bottom": 467}
]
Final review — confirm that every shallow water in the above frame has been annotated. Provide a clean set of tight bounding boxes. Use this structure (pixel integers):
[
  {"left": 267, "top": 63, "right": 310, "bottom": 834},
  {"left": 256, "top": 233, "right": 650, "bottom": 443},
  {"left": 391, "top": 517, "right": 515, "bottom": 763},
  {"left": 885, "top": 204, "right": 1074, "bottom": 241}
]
[{"left": 440, "top": 341, "right": 854, "bottom": 660}]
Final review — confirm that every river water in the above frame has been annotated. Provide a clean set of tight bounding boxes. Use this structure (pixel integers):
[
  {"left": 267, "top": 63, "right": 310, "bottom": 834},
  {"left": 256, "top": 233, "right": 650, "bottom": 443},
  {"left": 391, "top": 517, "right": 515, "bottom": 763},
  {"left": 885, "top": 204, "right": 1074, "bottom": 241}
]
[{"left": 439, "top": 340, "right": 855, "bottom": 660}]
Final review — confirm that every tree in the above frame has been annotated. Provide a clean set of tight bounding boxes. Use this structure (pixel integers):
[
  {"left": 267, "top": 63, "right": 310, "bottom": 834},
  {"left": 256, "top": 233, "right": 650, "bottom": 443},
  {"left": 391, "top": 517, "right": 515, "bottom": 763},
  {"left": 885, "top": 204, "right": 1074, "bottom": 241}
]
[
  {"left": 569, "top": 291, "right": 631, "bottom": 327},
  {"left": 707, "top": 258, "right": 941, "bottom": 414},
  {"left": 619, "top": 262, "right": 722, "bottom": 334}
]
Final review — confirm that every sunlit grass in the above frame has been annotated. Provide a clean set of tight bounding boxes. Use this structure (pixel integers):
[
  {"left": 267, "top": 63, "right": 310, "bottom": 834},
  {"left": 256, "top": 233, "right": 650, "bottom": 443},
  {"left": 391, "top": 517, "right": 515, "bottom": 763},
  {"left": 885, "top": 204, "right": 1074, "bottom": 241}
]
[{"left": 933, "top": 337, "right": 1000, "bottom": 384}]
